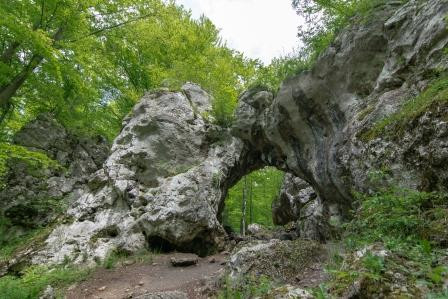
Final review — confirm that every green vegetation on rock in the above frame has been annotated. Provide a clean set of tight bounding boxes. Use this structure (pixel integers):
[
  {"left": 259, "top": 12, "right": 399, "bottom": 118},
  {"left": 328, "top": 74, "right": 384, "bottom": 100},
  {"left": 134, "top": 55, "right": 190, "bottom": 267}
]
[
  {"left": 292, "top": 0, "right": 409, "bottom": 62},
  {"left": 0, "top": 143, "right": 60, "bottom": 186},
  {"left": 361, "top": 74, "right": 448, "bottom": 141}
]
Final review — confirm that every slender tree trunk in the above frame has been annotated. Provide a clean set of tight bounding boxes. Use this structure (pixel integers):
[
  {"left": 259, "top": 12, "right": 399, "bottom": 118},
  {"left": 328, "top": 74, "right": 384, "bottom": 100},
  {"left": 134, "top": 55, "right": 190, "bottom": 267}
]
[
  {"left": 240, "top": 176, "right": 247, "bottom": 236},
  {"left": 0, "top": 55, "right": 43, "bottom": 108},
  {"left": 0, "top": 42, "right": 21, "bottom": 64},
  {"left": 0, "top": 28, "right": 62, "bottom": 125},
  {"left": 249, "top": 177, "right": 253, "bottom": 224}
]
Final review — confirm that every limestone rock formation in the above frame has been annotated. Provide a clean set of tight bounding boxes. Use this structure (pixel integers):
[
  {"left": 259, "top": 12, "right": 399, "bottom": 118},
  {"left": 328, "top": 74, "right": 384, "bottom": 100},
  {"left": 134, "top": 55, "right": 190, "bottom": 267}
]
[
  {"left": 0, "top": 114, "right": 109, "bottom": 229},
  {"left": 233, "top": 0, "right": 448, "bottom": 211},
  {"left": 33, "top": 83, "right": 252, "bottom": 265},
  {"left": 272, "top": 174, "right": 338, "bottom": 241}
]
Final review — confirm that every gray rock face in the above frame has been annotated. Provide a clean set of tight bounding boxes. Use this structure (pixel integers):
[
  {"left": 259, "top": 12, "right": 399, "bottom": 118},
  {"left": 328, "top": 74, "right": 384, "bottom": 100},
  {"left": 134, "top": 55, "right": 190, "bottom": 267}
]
[
  {"left": 233, "top": 0, "right": 448, "bottom": 211},
  {"left": 33, "top": 83, "right": 253, "bottom": 265},
  {"left": 272, "top": 174, "right": 317, "bottom": 226},
  {"left": 272, "top": 174, "right": 338, "bottom": 242},
  {"left": 0, "top": 114, "right": 109, "bottom": 228}
]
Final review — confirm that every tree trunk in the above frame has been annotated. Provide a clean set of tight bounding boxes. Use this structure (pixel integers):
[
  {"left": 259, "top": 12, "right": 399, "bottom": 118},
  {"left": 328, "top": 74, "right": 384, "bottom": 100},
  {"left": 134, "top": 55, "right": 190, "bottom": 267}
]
[
  {"left": 249, "top": 177, "right": 253, "bottom": 224},
  {"left": 0, "top": 55, "right": 43, "bottom": 109},
  {"left": 0, "top": 28, "right": 62, "bottom": 124},
  {"left": 240, "top": 176, "right": 247, "bottom": 236},
  {"left": 0, "top": 42, "right": 21, "bottom": 64}
]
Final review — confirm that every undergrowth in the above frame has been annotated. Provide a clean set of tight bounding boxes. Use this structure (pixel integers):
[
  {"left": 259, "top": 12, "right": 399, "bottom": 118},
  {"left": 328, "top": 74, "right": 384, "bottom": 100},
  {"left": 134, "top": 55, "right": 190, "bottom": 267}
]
[
  {"left": 323, "top": 185, "right": 448, "bottom": 297},
  {"left": 217, "top": 275, "right": 274, "bottom": 299},
  {"left": 0, "top": 142, "right": 60, "bottom": 188},
  {"left": 101, "top": 248, "right": 154, "bottom": 269},
  {"left": 0, "top": 219, "right": 52, "bottom": 264},
  {"left": 0, "top": 265, "right": 91, "bottom": 299}
]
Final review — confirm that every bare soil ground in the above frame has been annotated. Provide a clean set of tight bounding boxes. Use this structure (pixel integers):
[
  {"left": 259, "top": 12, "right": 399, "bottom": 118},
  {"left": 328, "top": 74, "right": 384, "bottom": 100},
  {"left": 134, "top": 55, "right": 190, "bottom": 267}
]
[{"left": 65, "top": 253, "right": 227, "bottom": 299}]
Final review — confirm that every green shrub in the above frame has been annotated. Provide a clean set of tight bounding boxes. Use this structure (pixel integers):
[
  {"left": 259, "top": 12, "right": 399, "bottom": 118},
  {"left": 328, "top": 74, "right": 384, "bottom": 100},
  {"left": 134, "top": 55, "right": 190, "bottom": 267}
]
[
  {"left": 0, "top": 266, "right": 90, "bottom": 299},
  {"left": 217, "top": 275, "right": 274, "bottom": 299},
  {"left": 346, "top": 188, "right": 447, "bottom": 246},
  {"left": 0, "top": 142, "right": 60, "bottom": 188},
  {"left": 325, "top": 186, "right": 448, "bottom": 296},
  {"left": 0, "top": 220, "right": 53, "bottom": 264}
]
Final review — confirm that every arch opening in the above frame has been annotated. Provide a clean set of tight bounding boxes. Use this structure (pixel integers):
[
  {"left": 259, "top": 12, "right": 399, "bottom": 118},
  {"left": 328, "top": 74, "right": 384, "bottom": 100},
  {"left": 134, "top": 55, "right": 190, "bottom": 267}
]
[{"left": 220, "top": 166, "right": 285, "bottom": 236}]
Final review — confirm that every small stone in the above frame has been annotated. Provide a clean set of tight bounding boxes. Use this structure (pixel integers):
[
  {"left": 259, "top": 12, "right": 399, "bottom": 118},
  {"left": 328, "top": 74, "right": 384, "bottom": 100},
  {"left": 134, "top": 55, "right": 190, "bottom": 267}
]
[
  {"left": 39, "top": 285, "right": 55, "bottom": 299},
  {"left": 98, "top": 286, "right": 106, "bottom": 291},
  {"left": 170, "top": 254, "right": 199, "bottom": 267},
  {"left": 208, "top": 257, "right": 216, "bottom": 263},
  {"left": 138, "top": 281, "right": 144, "bottom": 286},
  {"left": 123, "top": 260, "right": 135, "bottom": 266}
]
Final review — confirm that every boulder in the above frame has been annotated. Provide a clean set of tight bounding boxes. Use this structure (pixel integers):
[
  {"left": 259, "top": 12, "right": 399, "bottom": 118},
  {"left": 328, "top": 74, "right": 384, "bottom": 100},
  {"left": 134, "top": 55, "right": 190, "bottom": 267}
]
[
  {"left": 272, "top": 174, "right": 340, "bottom": 242},
  {"left": 247, "top": 223, "right": 263, "bottom": 235},
  {"left": 268, "top": 285, "right": 313, "bottom": 299},
  {"left": 170, "top": 253, "right": 199, "bottom": 267}
]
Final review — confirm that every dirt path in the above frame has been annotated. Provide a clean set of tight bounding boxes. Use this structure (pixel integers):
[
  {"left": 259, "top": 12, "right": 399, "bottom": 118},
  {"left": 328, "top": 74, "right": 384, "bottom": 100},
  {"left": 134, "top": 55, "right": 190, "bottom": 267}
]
[{"left": 65, "top": 253, "right": 227, "bottom": 299}]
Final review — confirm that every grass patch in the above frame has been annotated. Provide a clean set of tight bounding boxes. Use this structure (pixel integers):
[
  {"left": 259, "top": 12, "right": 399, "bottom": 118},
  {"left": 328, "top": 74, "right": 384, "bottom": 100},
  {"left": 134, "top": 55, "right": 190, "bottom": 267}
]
[
  {"left": 102, "top": 248, "right": 154, "bottom": 269},
  {"left": 0, "top": 265, "right": 91, "bottom": 299},
  {"left": 360, "top": 75, "right": 448, "bottom": 141},
  {"left": 0, "top": 246, "right": 154, "bottom": 298},
  {"left": 217, "top": 275, "right": 274, "bottom": 299}
]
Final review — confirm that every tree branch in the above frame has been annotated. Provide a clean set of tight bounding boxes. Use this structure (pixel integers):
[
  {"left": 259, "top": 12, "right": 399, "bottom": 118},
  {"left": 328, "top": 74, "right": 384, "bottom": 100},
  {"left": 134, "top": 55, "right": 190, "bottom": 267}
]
[
  {"left": 39, "top": 0, "right": 46, "bottom": 29},
  {"left": 68, "top": 12, "right": 156, "bottom": 43},
  {"left": 0, "top": 42, "right": 21, "bottom": 64}
]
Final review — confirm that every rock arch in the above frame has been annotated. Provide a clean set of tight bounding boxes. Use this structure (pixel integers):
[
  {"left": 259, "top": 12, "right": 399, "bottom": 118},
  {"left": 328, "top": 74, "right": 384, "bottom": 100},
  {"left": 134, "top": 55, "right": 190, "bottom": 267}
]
[{"left": 32, "top": 0, "right": 448, "bottom": 265}]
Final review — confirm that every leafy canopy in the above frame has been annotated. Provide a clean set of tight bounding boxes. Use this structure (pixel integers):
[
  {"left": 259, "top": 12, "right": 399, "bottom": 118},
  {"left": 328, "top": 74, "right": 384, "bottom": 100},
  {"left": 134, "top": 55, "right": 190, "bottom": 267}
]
[{"left": 0, "top": 0, "right": 257, "bottom": 140}]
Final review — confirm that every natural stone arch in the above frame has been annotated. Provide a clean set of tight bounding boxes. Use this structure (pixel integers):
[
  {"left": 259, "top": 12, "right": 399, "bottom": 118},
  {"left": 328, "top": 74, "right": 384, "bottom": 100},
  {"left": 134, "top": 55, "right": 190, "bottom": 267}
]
[
  {"left": 31, "top": 84, "right": 274, "bottom": 264},
  {"left": 31, "top": 0, "right": 448, "bottom": 265}
]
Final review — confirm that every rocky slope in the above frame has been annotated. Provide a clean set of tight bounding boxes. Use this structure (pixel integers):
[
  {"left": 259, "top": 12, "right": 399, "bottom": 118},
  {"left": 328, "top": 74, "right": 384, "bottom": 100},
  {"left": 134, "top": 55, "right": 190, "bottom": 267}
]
[{"left": 0, "top": 114, "right": 109, "bottom": 229}]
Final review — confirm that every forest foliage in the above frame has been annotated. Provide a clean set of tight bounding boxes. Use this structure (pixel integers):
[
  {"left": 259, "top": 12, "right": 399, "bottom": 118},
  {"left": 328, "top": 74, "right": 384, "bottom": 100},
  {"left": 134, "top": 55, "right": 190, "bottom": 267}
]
[
  {"left": 223, "top": 167, "right": 284, "bottom": 233},
  {"left": 0, "top": 0, "right": 257, "bottom": 142}
]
